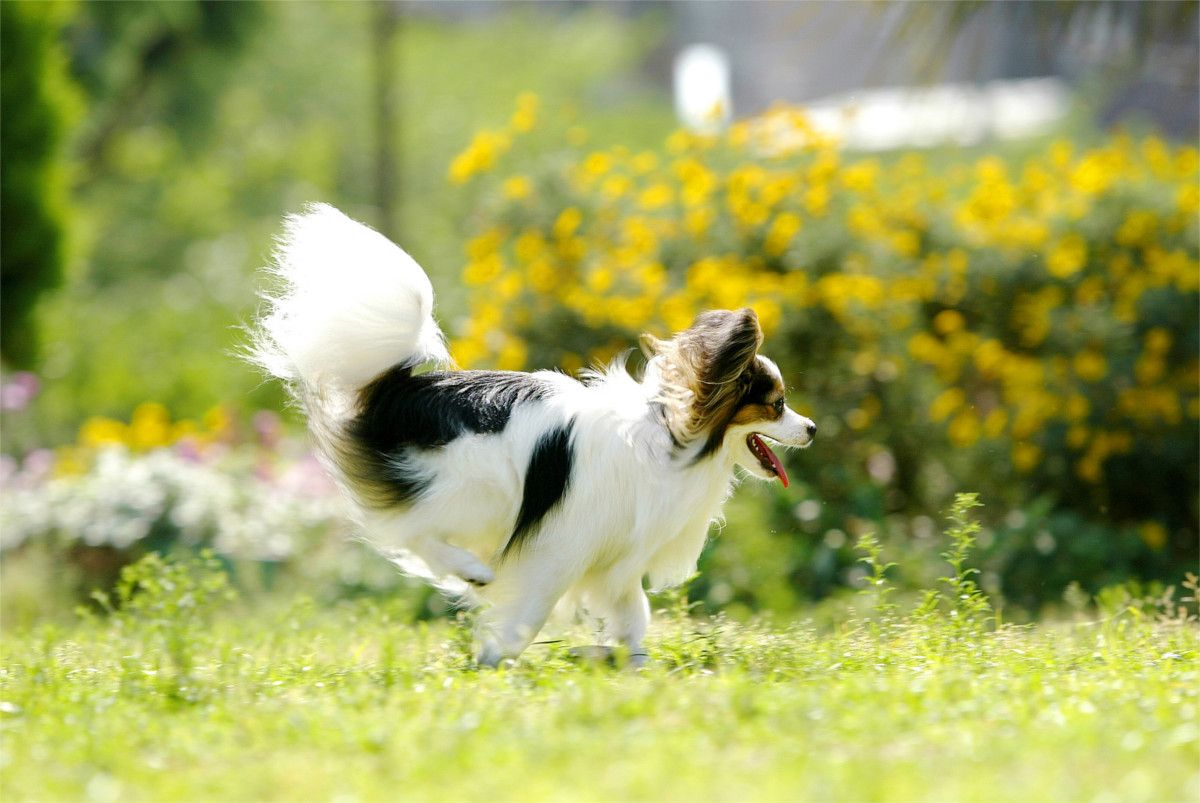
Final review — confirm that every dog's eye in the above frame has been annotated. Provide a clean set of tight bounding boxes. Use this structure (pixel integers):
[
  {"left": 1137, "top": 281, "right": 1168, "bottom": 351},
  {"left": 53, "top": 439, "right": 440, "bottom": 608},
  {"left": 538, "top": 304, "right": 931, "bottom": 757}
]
[{"left": 773, "top": 399, "right": 785, "bottom": 415}]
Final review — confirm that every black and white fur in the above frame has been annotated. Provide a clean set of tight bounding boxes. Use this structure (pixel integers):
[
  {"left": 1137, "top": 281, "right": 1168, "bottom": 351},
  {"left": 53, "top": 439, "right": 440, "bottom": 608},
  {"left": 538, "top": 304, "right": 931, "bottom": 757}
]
[{"left": 249, "top": 204, "right": 816, "bottom": 666}]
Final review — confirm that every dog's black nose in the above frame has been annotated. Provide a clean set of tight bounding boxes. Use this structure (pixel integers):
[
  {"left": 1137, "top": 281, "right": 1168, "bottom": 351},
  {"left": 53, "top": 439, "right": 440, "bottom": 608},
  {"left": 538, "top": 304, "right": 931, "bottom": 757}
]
[{"left": 806, "top": 422, "right": 817, "bottom": 438}]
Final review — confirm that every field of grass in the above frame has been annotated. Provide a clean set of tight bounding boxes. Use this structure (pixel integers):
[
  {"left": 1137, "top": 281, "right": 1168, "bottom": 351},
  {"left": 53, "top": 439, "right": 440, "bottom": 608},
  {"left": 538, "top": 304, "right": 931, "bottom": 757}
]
[{"left": 2, "top": 516, "right": 1197, "bottom": 803}]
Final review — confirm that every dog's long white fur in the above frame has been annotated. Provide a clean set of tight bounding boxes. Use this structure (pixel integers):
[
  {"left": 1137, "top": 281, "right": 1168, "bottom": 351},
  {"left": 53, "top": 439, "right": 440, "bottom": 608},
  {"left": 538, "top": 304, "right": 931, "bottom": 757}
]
[
  {"left": 250, "top": 204, "right": 813, "bottom": 666},
  {"left": 250, "top": 203, "right": 450, "bottom": 393}
]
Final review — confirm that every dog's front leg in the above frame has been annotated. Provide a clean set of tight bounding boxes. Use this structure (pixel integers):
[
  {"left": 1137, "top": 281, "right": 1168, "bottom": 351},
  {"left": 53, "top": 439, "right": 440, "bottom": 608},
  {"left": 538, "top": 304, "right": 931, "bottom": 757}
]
[{"left": 608, "top": 585, "right": 651, "bottom": 667}]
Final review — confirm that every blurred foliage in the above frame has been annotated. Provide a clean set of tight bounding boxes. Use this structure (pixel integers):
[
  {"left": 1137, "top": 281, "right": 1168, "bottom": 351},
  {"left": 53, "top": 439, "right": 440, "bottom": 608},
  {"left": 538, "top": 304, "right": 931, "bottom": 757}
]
[
  {"left": 448, "top": 103, "right": 1199, "bottom": 608},
  {"left": 8, "top": 2, "right": 672, "bottom": 446},
  {"left": 0, "top": 0, "right": 81, "bottom": 367},
  {"left": 891, "top": 0, "right": 1200, "bottom": 81}
]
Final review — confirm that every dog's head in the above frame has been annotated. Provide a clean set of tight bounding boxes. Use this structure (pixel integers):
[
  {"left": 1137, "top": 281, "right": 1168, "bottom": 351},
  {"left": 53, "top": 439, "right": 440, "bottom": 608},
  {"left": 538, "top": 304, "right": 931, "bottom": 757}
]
[{"left": 643, "top": 308, "right": 816, "bottom": 486}]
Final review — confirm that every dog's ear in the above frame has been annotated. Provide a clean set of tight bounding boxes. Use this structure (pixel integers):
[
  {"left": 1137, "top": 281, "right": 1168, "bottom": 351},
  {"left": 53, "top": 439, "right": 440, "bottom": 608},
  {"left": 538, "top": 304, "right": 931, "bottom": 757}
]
[
  {"left": 680, "top": 307, "right": 763, "bottom": 426},
  {"left": 639, "top": 332, "right": 665, "bottom": 358},
  {"left": 689, "top": 308, "right": 762, "bottom": 390},
  {"left": 652, "top": 307, "right": 764, "bottom": 446}
]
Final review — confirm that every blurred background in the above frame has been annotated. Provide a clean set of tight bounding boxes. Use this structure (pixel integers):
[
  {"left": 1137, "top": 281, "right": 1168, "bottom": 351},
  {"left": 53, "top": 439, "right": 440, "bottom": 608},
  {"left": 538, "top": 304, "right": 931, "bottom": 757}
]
[{"left": 2, "top": 0, "right": 1197, "bottom": 626}]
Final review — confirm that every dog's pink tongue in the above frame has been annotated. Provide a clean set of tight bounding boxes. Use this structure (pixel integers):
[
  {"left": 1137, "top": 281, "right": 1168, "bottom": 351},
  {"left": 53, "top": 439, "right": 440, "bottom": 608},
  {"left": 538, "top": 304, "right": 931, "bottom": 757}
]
[{"left": 752, "top": 434, "right": 789, "bottom": 488}]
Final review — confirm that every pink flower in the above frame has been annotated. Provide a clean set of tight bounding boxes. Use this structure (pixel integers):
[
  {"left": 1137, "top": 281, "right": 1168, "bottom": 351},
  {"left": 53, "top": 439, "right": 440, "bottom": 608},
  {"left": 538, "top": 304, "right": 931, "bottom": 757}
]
[
  {"left": 1, "top": 373, "right": 40, "bottom": 411},
  {"left": 253, "top": 410, "right": 283, "bottom": 450}
]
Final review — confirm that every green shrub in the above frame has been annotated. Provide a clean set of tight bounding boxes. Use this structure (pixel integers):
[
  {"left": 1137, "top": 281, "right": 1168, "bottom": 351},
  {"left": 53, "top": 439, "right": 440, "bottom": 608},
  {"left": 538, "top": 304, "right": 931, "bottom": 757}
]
[{"left": 449, "top": 104, "right": 1199, "bottom": 607}]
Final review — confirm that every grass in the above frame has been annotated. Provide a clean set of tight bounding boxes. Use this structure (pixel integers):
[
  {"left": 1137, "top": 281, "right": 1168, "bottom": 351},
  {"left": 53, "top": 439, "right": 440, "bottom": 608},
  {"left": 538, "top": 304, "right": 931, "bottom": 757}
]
[{"left": 2, "top": 500, "right": 1198, "bottom": 802}]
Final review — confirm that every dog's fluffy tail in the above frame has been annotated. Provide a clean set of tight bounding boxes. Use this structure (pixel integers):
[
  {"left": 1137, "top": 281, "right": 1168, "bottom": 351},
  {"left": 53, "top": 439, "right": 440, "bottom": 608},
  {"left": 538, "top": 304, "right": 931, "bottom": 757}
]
[{"left": 248, "top": 203, "right": 450, "bottom": 405}]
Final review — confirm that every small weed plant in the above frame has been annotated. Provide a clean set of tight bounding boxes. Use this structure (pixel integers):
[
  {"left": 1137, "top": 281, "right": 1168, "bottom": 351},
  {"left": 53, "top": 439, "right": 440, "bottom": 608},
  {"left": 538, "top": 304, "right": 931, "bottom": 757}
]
[{"left": 1, "top": 495, "right": 1196, "bottom": 802}]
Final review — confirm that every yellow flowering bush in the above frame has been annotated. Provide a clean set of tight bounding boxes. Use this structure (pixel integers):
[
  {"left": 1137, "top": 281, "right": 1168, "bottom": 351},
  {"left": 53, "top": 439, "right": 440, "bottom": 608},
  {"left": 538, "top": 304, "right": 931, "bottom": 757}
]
[{"left": 448, "top": 97, "right": 1198, "bottom": 607}]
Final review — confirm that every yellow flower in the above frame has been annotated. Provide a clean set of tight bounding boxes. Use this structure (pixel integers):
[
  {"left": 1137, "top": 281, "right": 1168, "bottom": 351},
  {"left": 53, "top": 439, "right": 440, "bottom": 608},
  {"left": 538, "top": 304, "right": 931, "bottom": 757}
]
[
  {"left": 930, "top": 388, "right": 965, "bottom": 422},
  {"left": 1144, "top": 328, "right": 1172, "bottom": 353},
  {"left": 665, "top": 130, "right": 696, "bottom": 154},
  {"left": 553, "top": 207, "right": 583, "bottom": 239},
  {"left": 560, "top": 352, "right": 584, "bottom": 373},
  {"left": 451, "top": 337, "right": 486, "bottom": 369},
  {"left": 467, "top": 227, "right": 505, "bottom": 260},
  {"left": 845, "top": 408, "right": 872, "bottom": 431},
  {"left": 1072, "top": 349, "right": 1108, "bottom": 382},
  {"left": 1012, "top": 442, "right": 1041, "bottom": 473},
  {"left": 1115, "top": 210, "right": 1157, "bottom": 247},
  {"left": 659, "top": 293, "right": 695, "bottom": 333},
  {"left": 983, "top": 409, "right": 1008, "bottom": 438},
  {"left": 907, "top": 332, "right": 943, "bottom": 364},
  {"left": 840, "top": 160, "right": 880, "bottom": 192},
  {"left": 509, "top": 91, "right": 539, "bottom": 133},
  {"left": 932, "top": 309, "right": 965, "bottom": 335},
  {"left": 1065, "top": 394, "right": 1090, "bottom": 422},
  {"left": 79, "top": 416, "right": 127, "bottom": 449},
  {"left": 171, "top": 420, "right": 199, "bottom": 442},
  {"left": 601, "top": 175, "right": 632, "bottom": 199},
  {"left": 948, "top": 411, "right": 981, "bottom": 447},
  {"left": 514, "top": 230, "right": 546, "bottom": 263},
  {"left": 637, "top": 183, "right": 674, "bottom": 211},
  {"left": 1069, "top": 152, "right": 1115, "bottom": 194},
  {"left": 1046, "top": 234, "right": 1087, "bottom": 279},
  {"left": 1177, "top": 182, "right": 1200, "bottom": 216},
  {"left": 503, "top": 176, "right": 533, "bottom": 200},
  {"left": 973, "top": 339, "right": 1007, "bottom": 378},
  {"left": 496, "top": 272, "right": 524, "bottom": 300},
  {"left": 751, "top": 297, "right": 782, "bottom": 332},
  {"left": 631, "top": 151, "right": 659, "bottom": 174},
  {"left": 202, "top": 405, "right": 233, "bottom": 440},
  {"left": 463, "top": 255, "right": 504, "bottom": 287},
  {"left": 447, "top": 130, "right": 511, "bottom": 184},
  {"left": 1076, "top": 454, "right": 1102, "bottom": 484},
  {"left": 1134, "top": 354, "right": 1165, "bottom": 386},
  {"left": 129, "top": 402, "right": 172, "bottom": 450},
  {"left": 587, "top": 266, "right": 614, "bottom": 292},
  {"left": 889, "top": 230, "right": 920, "bottom": 258},
  {"left": 1139, "top": 521, "right": 1167, "bottom": 551},
  {"left": 684, "top": 207, "right": 714, "bottom": 237},
  {"left": 763, "top": 212, "right": 801, "bottom": 257},
  {"left": 526, "top": 259, "right": 558, "bottom": 293},
  {"left": 496, "top": 337, "right": 528, "bottom": 371},
  {"left": 582, "top": 152, "right": 613, "bottom": 178},
  {"left": 804, "top": 184, "right": 829, "bottom": 217},
  {"left": 1066, "top": 425, "right": 1090, "bottom": 449}
]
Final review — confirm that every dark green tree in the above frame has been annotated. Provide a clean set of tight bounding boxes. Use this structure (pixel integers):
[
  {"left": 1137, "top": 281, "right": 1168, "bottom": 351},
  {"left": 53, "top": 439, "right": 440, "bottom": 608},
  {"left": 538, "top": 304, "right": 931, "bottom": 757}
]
[{"left": 1, "top": 0, "right": 81, "bottom": 367}]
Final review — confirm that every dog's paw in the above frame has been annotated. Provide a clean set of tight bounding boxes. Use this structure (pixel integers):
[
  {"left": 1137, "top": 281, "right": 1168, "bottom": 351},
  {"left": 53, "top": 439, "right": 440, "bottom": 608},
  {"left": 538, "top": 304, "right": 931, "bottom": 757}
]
[
  {"left": 566, "top": 645, "right": 651, "bottom": 670},
  {"left": 474, "top": 643, "right": 516, "bottom": 669},
  {"left": 462, "top": 565, "right": 495, "bottom": 587}
]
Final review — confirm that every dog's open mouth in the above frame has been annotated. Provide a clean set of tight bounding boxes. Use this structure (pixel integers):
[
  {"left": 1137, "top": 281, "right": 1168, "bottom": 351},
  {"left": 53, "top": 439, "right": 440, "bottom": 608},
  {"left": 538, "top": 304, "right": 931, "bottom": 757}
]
[{"left": 747, "top": 433, "right": 789, "bottom": 488}]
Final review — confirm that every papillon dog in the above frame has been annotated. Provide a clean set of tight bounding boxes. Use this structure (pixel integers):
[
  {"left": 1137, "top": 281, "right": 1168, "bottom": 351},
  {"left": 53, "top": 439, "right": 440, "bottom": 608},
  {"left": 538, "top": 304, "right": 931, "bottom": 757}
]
[{"left": 249, "top": 204, "right": 816, "bottom": 666}]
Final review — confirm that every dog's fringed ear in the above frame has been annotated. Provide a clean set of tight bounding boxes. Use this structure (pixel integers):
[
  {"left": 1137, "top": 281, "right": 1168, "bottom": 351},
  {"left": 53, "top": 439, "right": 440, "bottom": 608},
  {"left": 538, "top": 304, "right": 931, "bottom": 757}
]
[
  {"left": 682, "top": 307, "right": 763, "bottom": 424},
  {"left": 691, "top": 307, "right": 762, "bottom": 387},
  {"left": 652, "top": 307, "right": 764, "bottom": 445},
  {"left": 639, "top": 332, "right": 665, "bottom": 358}
]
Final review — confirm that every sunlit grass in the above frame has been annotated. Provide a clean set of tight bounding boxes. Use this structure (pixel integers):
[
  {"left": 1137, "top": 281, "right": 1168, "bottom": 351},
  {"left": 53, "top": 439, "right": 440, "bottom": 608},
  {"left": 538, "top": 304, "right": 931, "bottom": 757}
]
[{"left": 2, "top": 512, "right": 1197, "bottom": 803}]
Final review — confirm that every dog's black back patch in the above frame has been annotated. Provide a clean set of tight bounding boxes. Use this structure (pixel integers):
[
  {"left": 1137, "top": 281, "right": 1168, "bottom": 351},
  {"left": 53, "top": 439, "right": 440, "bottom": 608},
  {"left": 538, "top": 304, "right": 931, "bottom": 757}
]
[
  {"left": 504, "top": 420, "right": 576, "bottom": 557},
  {"left": 346, "top": 367, "right": 556, "bottom": 507}
]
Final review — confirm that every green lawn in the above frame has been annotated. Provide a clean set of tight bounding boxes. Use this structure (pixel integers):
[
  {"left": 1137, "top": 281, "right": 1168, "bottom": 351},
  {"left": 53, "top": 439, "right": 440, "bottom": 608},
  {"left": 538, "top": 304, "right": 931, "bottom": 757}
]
[{"left": 1, "top": 552, "right": 1196, "bottom": 803}]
